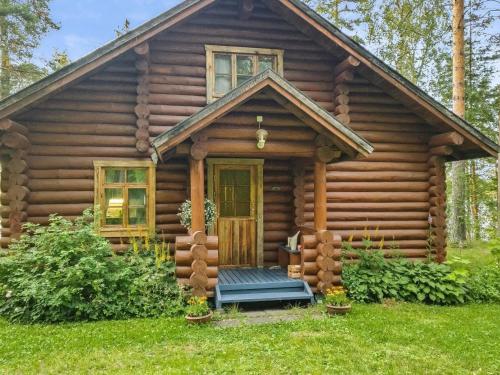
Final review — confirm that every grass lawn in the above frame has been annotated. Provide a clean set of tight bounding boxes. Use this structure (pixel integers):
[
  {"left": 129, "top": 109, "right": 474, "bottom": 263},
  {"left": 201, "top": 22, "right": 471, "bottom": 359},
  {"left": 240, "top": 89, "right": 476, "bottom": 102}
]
[
  {"left": 448, "top": 241, "right": 497, "bottom": 271},
  {"left": 1, "top": 303, "right": 499, "bottom": 374}
]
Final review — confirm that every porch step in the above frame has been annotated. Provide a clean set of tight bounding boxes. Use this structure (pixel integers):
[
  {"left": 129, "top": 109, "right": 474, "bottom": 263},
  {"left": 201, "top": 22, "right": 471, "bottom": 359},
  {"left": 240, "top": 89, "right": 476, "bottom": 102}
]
[{"left": 215, "top": 268, "right": 314, "bottom": 309}]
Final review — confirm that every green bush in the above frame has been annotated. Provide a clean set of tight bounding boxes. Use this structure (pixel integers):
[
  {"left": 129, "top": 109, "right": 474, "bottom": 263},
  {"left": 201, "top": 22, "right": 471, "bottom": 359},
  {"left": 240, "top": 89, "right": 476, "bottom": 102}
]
[
  {"left": 466, "top": 265, "right": 500, "bottom": 303},
  {"left": 0, "top": 211, "right": 185, "bottom": 323},
  {"left": 342, "top": 246, "right": 468, "bottom": 305}
]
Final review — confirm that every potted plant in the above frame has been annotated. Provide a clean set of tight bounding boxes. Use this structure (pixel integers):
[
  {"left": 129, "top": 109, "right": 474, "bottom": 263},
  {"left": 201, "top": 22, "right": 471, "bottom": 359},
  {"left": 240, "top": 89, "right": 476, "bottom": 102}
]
[
  {"left": 178, "top": 198, "right": 217, "bottom": 233},
  {"left": 185, "top": 295, "right": 213, "bottom": 324},
  {"left": 324, "top": 286, "right": 352, "bottom": 315}
]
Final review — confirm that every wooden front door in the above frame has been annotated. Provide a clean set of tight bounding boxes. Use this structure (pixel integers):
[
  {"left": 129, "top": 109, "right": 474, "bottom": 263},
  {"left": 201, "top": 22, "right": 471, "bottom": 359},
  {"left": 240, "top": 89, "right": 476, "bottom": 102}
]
[{"left": 214, "top": 164, "right": 258, "bottom": 267}]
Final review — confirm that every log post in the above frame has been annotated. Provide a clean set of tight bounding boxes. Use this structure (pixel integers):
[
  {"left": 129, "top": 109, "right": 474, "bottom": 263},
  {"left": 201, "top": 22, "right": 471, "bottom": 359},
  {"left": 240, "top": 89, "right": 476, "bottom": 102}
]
[
  {"left": 134, "top": 42, "right": 150, "bottom": 153},
  {"left": 189, "top": 153, "right": 205, "bottom": 233},
  {"left": 293, "top": 162, "right": 305, "bottom": 227},
  {"left": 314, "top": 160, "right": 327, "bottom": 231},
  {"left": 428, "top": 156, "right": 447, "bottom": 262},
  {"left": 0, "top": 121, "right": 31, "bottom": 245}
]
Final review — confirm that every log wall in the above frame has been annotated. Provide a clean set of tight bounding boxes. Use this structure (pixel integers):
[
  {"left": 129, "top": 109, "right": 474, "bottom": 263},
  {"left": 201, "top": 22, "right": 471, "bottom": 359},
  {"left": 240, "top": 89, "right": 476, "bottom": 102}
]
[{"left": 303, "top": 71, "right": 437, "bottom": 260}]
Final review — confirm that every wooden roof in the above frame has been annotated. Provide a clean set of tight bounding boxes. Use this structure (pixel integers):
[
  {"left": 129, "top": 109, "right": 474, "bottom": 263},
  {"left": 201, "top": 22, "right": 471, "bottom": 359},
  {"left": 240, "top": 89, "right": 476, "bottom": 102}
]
[
  {"left": 0, "top": 0, "right": 496, "bottom": 157},
  {"left": 151, "top": 69, "right": 374, "bottom": 161}
]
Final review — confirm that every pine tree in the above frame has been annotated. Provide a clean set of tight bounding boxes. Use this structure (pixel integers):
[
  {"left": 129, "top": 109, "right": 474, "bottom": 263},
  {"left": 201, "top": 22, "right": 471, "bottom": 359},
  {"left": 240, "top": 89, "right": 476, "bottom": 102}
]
[{"left": 0, "top": 0, "right": 59, "bottom": 97}]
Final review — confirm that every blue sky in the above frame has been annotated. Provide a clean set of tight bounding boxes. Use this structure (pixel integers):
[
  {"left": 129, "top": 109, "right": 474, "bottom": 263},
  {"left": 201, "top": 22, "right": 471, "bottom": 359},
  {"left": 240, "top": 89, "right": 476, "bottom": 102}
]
[{"left": 34, "top": 0, "right": 183, "bottom": 64}]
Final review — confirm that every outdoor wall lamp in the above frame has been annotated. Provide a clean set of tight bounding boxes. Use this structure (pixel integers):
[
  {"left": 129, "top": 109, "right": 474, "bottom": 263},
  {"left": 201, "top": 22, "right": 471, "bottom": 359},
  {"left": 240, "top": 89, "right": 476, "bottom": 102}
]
[{"left": 256, "top": 115, "right": 268, "bottom": 149}]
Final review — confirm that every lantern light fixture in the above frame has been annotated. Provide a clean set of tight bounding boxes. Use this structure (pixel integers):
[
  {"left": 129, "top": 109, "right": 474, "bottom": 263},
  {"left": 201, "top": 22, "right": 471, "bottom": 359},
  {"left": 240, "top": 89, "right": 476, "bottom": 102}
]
[{"left": 256, "top": 115, "right": 268, "bottom": 149}]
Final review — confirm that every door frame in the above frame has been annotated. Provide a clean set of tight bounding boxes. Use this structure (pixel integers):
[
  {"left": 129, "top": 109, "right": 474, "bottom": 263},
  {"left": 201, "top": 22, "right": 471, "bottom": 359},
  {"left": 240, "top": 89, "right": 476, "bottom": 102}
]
[{"left": 207, "top": 158, "right": 264, "bottom": 267}]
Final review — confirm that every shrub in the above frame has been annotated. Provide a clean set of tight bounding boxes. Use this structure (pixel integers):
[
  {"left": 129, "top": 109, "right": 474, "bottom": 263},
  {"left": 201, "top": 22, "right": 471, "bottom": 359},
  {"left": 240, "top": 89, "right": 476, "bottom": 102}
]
[
  {"left": 342, "top": 245, "right": 468, "bottom": 305},
  {"left": 0, "top": 210, "right": 185, "bottom": 323},
  {"left": 466, "top": 265, "right": 500, "bottom": 303}
]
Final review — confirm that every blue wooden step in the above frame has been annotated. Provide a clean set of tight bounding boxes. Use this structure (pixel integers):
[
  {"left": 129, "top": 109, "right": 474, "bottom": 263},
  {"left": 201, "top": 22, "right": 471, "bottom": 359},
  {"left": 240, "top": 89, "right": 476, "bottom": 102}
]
[{"left": 214, "top": 268, "right": 314, "bottom": 309}]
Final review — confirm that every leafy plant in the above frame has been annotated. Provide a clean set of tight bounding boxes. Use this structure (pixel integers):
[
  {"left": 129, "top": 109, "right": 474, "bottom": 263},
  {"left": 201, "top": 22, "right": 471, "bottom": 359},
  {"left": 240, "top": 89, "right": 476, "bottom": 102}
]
[
  {"left": 342, "top": 241, "right": 468, "bottom": 305},
  {"left": 324, "top": 286, "right": 350, "bottom": 306},
  {"left": 0, "top": 210, "right": 185, "bottom": 323},
  {"left": 186, "top": 296, "right": 210, "bottom": 317},
  {"left": 178, "top": 199, "right": 217, "bottom": 231}
]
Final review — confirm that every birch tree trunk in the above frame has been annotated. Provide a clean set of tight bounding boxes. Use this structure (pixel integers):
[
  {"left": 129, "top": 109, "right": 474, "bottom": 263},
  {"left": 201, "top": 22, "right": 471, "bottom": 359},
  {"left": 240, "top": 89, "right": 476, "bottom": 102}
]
[{"left": 450, "top": 0, "right": 467, "bottom": 245}]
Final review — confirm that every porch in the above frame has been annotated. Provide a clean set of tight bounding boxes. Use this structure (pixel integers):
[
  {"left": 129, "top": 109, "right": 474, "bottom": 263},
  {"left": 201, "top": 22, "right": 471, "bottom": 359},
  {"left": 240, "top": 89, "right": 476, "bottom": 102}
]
[{"left": 151, "top": 70, "right": 373, "bottom": 299}]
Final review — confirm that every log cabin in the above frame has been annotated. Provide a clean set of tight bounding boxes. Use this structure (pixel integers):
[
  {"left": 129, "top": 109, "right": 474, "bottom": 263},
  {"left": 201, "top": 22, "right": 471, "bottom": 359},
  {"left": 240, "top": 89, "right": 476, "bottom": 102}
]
[{"left": 0, "top": 0, "right": 497, "bottom": 307}]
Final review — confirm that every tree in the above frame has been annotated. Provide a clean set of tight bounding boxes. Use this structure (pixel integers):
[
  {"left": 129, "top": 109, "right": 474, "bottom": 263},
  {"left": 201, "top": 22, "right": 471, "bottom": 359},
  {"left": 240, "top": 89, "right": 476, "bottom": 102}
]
[
  {"left": 46, "top": 48, "right": 70, "bottom": 73},
  {"left": 449, "top": 0, "right": 467, "bottom": 246},
  {"left": 0, "top": 0, "right": 59, "bottom": 98},
  {"left": 114, "top": 18, "right": 130, "bottom": 38}
]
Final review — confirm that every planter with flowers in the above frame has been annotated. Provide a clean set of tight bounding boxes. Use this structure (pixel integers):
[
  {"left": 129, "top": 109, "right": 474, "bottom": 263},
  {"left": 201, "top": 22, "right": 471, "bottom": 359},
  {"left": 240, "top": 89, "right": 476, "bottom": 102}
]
[
  {"left": 185, "top": 296, "right": 212, "bottom": 324},
  {"left": 324, "top": 286, "right": 352, "bottom": 315}
]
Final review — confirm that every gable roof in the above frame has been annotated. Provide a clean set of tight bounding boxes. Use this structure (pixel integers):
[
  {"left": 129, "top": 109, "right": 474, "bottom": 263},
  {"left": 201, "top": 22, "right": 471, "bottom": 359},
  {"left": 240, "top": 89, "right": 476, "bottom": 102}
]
[
  {"left": 151, "top": 69, "right": 374, "bottom": 161},
  {"left": 0, "top": 0, "right": 496, "bottom": 157}
]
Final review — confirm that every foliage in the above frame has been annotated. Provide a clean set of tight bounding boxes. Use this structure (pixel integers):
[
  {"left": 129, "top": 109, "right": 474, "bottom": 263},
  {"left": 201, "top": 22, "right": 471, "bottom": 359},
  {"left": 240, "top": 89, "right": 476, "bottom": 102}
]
[
  {"left": 0, "top": 210, "right": 185, "bottom": 323},
  {"left": 342, "top": 241, "right": 468, "bottom": 305},
  {"left": 1, "top": 304, "right": 499, "bottom": 373},
  {"left": 324, "top": 286, "right": 350, "bottom": 306},
  {"left": 0, "top": 0, "right": 59, "bottom": 97},
  {"left": 186, "top": 296, "right": 210, "bottom": 317},
  {"left": 178, "top": 199, "right": 217, "bottom": 231},
  {"left": 466, "top": 265, "right": 500, "bottom": 303}
]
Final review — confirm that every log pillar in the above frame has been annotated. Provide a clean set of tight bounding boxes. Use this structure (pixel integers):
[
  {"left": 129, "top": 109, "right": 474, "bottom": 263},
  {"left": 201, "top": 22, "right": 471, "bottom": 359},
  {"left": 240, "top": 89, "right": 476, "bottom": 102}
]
[
  {"left": 428, "top": 155, "right": 447, "bottom": 262},
  {"left": 189, "top": 155, "right": 205, "bottom": 233},
  {"left": 293, "top": 162, "right": 305, "bottom": 227},
  {"left": 134, "top": 42, "right": 150, "bottom": 153},
  {"left": 314, "top": 160, "right": 327, "bottom": 231},
  {"left": 0, "top": 120, "right": 30, "bottom": 246}
]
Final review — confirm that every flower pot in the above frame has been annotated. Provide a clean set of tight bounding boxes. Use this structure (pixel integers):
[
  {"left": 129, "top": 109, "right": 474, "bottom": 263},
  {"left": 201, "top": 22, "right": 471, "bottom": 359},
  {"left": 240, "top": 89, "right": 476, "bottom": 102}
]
[
  {"left": 326, "top": 304, "right": 351, "bottom": 316},
  {"left": 185, "top": 310, "right": 213, "bottom": 324}
]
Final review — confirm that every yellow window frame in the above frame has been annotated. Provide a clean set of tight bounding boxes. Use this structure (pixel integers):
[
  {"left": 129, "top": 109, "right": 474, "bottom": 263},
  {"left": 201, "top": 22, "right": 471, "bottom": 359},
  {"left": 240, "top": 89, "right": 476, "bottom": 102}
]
[
  {"left": 93, "top": 160, "right": 156, "bottom": 237},
  {"left": 205, "top": 45, "right": 284, "bottom": 103}
]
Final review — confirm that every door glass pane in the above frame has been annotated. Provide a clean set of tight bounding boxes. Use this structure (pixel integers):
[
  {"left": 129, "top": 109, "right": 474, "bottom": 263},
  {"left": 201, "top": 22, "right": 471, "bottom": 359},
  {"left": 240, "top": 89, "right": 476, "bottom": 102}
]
[
  {"left": 104, "top": 188, "right": 124, "bottom": 225},
  {"left": 105, "top": 168, "right": 125, "bottom": 183},
  {"left": 258, "top": 56, "right": 275, "bottom": 72},
  {"left": 218, "top": 169, "right": 251, "bottom": 217},
  {"left": 127, "top": 169, "right": 147, "bottom": 183}
]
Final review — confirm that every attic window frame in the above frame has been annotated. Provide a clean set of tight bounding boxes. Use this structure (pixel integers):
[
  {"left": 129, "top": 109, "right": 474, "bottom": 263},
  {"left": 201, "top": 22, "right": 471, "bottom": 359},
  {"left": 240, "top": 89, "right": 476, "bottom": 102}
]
[{"left": 205, "top": 45, "right": 284, "bottom": 103}]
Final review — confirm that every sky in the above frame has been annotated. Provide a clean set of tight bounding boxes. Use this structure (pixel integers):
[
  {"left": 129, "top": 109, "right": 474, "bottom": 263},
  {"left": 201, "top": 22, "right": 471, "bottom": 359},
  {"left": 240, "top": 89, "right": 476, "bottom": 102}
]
[{"left": 34, "top": 0, "right": 499, "bottom": 84}]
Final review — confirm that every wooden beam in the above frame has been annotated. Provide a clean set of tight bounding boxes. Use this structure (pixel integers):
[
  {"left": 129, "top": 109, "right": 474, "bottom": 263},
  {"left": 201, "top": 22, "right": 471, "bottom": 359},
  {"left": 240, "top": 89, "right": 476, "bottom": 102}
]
[
  {"left": 134, "top": 42, "right": 149, "bottom": 56},
  {"left": 429, "top": 131, "right": 465, "bottom": 147},
  {"left": 314, "top": 160, "right": 327, "bottom": 231},
  {"left": 189, "top": 155, "right": 205, "bottom": 232}
]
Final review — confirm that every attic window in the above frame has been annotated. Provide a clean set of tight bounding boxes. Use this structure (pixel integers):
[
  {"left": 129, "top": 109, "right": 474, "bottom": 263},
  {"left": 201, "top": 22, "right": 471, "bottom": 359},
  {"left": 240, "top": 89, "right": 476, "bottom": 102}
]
[{"left": 205, "top": 45, "right": 284, "bottom": 103}]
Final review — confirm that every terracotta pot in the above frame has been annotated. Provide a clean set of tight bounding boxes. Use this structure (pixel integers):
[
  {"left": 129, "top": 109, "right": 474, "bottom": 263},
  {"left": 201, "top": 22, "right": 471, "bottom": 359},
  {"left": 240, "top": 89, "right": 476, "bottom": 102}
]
[
  {"left": 185, "top": 310, "right": 213, "bottom": 324},
  {"left": 326, "top": 304, "right": 351, "bottom": 316}
]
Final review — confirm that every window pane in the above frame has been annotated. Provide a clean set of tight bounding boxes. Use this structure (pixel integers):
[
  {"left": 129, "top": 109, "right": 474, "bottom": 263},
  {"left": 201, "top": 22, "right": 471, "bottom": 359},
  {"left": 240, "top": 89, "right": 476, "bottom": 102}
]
[
  {"left": 235, "top": 202, "right": 250, "bottom": 217},
  {"left": 104, "top": 188, "right": 124, "bottom": 225},
  {"left": 258, "top": 56, "right": 275, "bottom": 72},
  {"left": 129, "top": 208, "right": 146, "bottom": 225},
  {"left": 236, "top": 55, "right": 253, "bottom": 75},
  {"left": 129, "top": 188, "right": 146, "bottom": 206},
  {"left": 127, "top": 169, "right": 147, "bottom": 183},
  {"left": 236, "top": 75, "right": 252, "bottom": 86},
  {"left": 105, "top": 168, "right": 125, "bottom": 183},
  {"left": 215, "top": 75, "right": 231, "bottom": 95},
  {"left": 215, "top": 54, "right": 231, "bottom": 74}
]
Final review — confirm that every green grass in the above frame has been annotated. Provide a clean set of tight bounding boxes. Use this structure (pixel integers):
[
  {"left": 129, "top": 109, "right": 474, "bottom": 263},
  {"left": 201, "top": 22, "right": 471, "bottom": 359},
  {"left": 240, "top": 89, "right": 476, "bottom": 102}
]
[
  {"left": 448, "top": 241, "right": 497, "bottom": 271},
  {"left": 1, "top": 303, "right": 499, "bottom": 374}
]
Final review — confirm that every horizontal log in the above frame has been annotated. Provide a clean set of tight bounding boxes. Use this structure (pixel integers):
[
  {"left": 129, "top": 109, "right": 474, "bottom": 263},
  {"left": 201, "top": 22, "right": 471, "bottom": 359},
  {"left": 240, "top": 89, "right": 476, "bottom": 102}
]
[
  {"left": 304, "top": 202, "right": 430, "bottom": 212},
  {"left": 29, "top": 133, "right": 135, "bottom": 147},
  {"left": 20, "top": 110, "right": 136, "bottom": 124},
  {"left": 333, "top": 56, "right": 360, "bottom": 76},
  {"left": 175, "top": 249, "right": 218, "bottom": 267},
  {"left": 27, "top": 203, "right": 91, "bottom": 217},
  {"left": 304, "top": 181, "right": 430, "bottom": 192},
  {"left": 429, "top": 131, "right": 464, "bottom": 147},
  {"left": 2, "top": 132, "right": 30, "bottom": 149},
  {"left": 28, "top": 191, "right": 93, "bottom": 204},
  {"left": 327, "top": 220, "right": 429, "bottom": 230},
  {"left": 430, "top": 145, "right": 453, "bottom": 156},
  {"left": 176, "top": 266, "right": 218, "bottom": 278},
  {"left": 331, "top": 229, "right": 429, "bottom": 240},
  {"left": 308, "top": 211, "right": 429, "bottom": 221},
  {"left": 304, "top": 191, "right": 429, "bottom": 203},
  {"left": 328, "top": 161, "right": 428, "bottom": 172},
  {"left": 28, "top": 169, "right": 94, "bottom": 179},
  {"left": 200, "top": 125, "right": 316, "bottom": 141},
  {"left": 0, "top": 119, "right": 29, "bottom": 136},
  {"left": 25, "top": 122, "right": 136, "bottom": 136},
  {"left": 324, "top": 171, "right": 429, "bottom": 182}
]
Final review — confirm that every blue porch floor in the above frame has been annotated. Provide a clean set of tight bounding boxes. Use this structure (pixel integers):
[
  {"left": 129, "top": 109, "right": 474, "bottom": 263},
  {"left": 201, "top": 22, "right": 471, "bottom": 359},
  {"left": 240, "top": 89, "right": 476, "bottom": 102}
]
[{"left": 215, "top": 268, "right": 314, "bottom": 309}]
